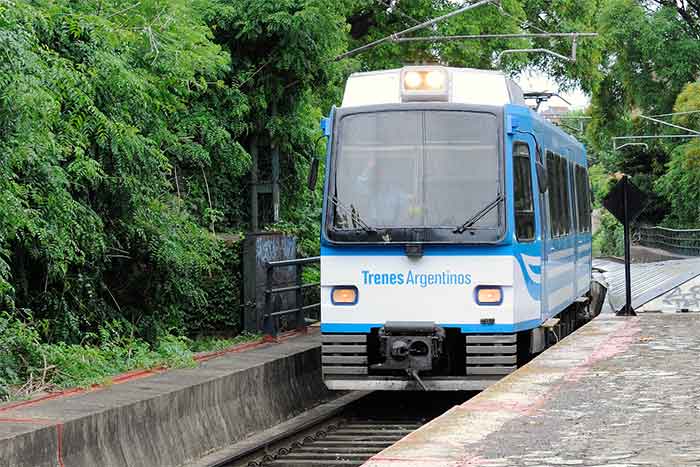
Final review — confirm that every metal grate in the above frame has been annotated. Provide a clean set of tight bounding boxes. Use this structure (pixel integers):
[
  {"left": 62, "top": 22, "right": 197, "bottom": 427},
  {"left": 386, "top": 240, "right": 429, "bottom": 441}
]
[
  {"left": 322, "top": 334, "right": 368, "bottom": 376},
  {"left": 465, "top": 334, "right": 517, "bottom": 376}
]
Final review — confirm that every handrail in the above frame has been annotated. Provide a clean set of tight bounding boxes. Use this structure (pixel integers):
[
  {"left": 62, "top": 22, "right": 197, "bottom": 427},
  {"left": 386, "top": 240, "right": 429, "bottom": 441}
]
[{"left": 263, "top": 256, "right": 321, "bottom": 337}]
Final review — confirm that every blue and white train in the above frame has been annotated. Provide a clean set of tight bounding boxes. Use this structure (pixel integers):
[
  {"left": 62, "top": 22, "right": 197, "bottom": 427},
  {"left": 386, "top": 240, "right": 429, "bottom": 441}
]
[{"left": 314, "top": 66, "right": 593, "bottom": 391}]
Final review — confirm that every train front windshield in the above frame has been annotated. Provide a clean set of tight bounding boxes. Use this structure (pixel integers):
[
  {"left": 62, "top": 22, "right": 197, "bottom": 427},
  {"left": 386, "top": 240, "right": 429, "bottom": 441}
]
[{"left": 329, "top": 110, "right": 502, "bottom": 241}]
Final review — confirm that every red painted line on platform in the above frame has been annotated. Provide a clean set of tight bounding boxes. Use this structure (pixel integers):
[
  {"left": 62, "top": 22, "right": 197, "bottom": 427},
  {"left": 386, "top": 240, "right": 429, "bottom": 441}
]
[
  {"left": 564, "top": 318, "right": 640, "bottom": 384},
  {"left": 56, "top": 422, "right": 65, "bottom": 467}
]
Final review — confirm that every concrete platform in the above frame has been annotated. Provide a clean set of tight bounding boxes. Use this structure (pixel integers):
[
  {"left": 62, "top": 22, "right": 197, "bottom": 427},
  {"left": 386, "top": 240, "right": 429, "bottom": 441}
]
[
  {"left": 0, "top": 331, "right": 329, "bottom": 467},
  {"left": 364, "top": 313, "right": 700, "bottom": 467}
]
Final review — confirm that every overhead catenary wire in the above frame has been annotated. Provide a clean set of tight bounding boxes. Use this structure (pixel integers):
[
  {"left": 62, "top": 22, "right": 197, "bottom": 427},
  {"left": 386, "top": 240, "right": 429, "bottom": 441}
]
[
  {"left": 335, "top": 0, "right": 498, "bottom": 61},
  {"left": 394, "top": 32, "right": 597, "bottom": 42},
  {"left": 495, "top": 4, "right": 551, "bottom": 34},
  {"left": 638, "top": 114, "right": 700, "bottom": 135},
  {"left": 646, "top": 110, "right": 700, "bottom": 118}
]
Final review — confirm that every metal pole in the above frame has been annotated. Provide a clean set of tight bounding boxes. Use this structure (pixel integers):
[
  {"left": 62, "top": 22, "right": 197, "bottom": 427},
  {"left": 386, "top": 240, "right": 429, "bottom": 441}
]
[
  {"left": 618, "top": 176, "right": 636, "bottom": 316},
  {"left": 263, "top": 263, "right": 274, "bottom": 336},
  {"left": 295, "top": 263, "right": 305, "bottom": 332}
]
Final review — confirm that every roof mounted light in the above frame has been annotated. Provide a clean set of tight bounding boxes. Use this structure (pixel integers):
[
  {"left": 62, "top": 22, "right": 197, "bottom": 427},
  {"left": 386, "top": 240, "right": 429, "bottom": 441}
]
[
  {"left": 404, "top": 71, "right": 423, "bottom": 89},
  {"left": 400, "top": 66, "right": 450, "bottom": 102}
]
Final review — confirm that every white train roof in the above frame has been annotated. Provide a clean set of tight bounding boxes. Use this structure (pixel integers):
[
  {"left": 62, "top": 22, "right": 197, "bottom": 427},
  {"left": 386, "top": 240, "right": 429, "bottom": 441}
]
[{"left": 341, "top": 67, "right": 527, "bottom": 108}]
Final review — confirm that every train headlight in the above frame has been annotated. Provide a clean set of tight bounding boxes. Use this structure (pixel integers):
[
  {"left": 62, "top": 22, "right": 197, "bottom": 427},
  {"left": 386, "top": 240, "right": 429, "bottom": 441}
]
[
  {"left": 425, "top": 70, "right": 446, "bottom": 90},
  {"left": 403, "top": 71, "right": 423, "bottom": 89},
  {"left": 400, "top": 66, "right": 449, "bottom": 102},
  {"left": 331, "top": 286, "right": 358, "bottom": 305},
  {"left": 475, "top": 286, "right": 503, "bottom": 306}
]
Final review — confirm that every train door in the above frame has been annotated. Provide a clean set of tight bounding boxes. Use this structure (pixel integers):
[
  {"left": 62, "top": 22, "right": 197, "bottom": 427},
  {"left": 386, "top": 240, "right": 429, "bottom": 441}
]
[
  {"left": 544, "top": 149, "right": 558, "bottom": 318},
  {"left": 568, "top": 158, "right": 579, "bottom": 302},
  {"left": 512, "top": 135, "right": 543, "bottom": 323},
  {"left": 535, "top": 142, "right": 549, "bottom": 321}
]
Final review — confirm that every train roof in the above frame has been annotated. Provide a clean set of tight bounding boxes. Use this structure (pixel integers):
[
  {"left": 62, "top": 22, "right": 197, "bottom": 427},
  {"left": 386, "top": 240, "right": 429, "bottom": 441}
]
[
  {"left": 340, "top": 66, "right": 585, "bottom": 159},
  {"left": 341, "top": 67, "right": 527, "bottom": 108}
]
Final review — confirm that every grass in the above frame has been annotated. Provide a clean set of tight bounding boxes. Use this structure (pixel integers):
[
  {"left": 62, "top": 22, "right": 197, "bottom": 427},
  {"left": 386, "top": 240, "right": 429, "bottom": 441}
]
[{"left": 0, "top": 313, "right": 262, "bottom": 402}]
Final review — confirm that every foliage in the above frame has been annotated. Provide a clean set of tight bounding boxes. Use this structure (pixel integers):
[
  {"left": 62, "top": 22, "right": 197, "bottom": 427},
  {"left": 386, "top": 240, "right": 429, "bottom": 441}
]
[
  {"left": 343, "top": 0, "right": 603, "bottom": 89},
  {"left": 0, "top": 311, "right": 260, "bottom": 400},
  {"left": 0, "top": 0, "right": 249, "bottom": 341},
  {"left": 655, "top": 139, "right": 700, "bottom": 228},
  {"left": 593, "top": 211, "right": 624, "bottom": 256},
  {"left": 588, "top": 163, "right": 611, "bottom": 208}
]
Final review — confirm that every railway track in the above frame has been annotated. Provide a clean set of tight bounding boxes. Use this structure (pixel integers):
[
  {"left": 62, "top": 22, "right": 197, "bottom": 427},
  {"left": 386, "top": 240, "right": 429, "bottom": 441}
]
[{"left": 223, "top": 392, "right": 473, "bottom": 467}]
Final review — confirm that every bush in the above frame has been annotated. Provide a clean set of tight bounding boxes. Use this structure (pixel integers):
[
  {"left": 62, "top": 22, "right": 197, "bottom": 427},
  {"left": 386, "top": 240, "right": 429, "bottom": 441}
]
[
  {"left": 0, "top": 311, "right": 44, "bottom": 399},
  {"left": 593, "top": 211, "right": 624, "bottom": 256}
]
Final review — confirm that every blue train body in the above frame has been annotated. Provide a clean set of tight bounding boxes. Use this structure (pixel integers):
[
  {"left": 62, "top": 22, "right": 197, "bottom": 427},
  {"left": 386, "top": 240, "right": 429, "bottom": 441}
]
[{"left": 318, "top": 67, "right": 592, "bottom": 391}]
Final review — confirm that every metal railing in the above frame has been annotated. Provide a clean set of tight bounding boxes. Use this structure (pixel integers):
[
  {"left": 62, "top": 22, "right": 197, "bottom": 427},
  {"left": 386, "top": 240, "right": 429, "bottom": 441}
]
[
  {"left": 263, "top": 256, "right": 320, "bottom": 337},
  {"left": 636, "top": 225, "right": 700, "bottom": 256}
]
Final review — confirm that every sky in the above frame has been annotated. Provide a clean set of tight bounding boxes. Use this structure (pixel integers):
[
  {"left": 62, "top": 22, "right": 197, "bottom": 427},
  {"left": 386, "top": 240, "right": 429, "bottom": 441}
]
[{"left": 515, "top": 68, "right": 590, "bottom": 111}]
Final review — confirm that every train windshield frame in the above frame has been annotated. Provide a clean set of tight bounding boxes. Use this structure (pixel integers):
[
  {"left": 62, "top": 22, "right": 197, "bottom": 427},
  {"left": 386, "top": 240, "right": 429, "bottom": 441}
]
[{"left": 325, "top": 104, "right": 506, "bottom": 245}]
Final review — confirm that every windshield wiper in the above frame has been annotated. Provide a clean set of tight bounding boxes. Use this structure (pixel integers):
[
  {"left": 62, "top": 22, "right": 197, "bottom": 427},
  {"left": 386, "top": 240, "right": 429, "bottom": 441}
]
[
  {"left": 453, "top": 195, "right": 503, "bottom": 234},
  {"left": 329, "top": 195, "right": 377, "bottom": 233}
]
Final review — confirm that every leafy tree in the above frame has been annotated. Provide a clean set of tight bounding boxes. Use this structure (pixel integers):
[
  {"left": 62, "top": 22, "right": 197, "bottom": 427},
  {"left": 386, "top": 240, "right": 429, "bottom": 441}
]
[
  {"left": 0, "top": 0, "right": 245, "bottom": 341},
  {"left": 655, "top": 82, "right": 700, "bottom": 227}
]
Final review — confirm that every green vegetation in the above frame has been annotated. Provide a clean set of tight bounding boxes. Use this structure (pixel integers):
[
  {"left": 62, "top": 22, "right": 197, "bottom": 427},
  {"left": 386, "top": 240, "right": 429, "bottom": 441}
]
[
  {"left": 1, "top": 0, "right": 699, "bottom": 396},
  {"left": 0, "top": 311, "right": 261, "bottom": 400}
]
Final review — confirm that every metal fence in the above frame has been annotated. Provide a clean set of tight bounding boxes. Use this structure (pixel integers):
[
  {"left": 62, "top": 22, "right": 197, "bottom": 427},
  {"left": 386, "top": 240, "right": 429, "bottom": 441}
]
[
  {"left": 636, "top": 225, "right": 700, "bottom": 256},
  {"left": 263, "top": 256, "right": 320, "bottom": 337}
]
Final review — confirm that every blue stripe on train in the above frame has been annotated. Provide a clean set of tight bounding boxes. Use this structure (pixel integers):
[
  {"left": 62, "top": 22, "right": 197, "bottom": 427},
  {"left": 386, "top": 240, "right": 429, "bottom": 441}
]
[{"left": 321, "top": 319, "right": 543, "bottom": 334}]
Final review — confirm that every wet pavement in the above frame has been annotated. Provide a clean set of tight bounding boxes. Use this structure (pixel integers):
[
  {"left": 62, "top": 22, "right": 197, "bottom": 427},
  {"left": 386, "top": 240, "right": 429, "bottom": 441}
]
[{"left": 363, "top": 313, "right": 700, "bottom": 467}]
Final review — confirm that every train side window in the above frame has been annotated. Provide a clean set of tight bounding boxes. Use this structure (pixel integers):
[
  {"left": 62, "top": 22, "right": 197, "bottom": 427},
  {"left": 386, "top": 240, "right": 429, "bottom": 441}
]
[
  {"left": 554, "top": 154, "right": 564, "bottom": 236},
  {"left": 574, "top": 166, "right": 582, "bottom": 233},
  {"left": 583, "top": 170, "right": 592, "bottom": 232},
  {"left": 566, "top": 161, "right": 578, "bottom": 233},
  {"left": 513, "top": 143, "right": 535, "bottom": 242},
  {"left": 559, "top": 155, "right": 570, "bottom": 235},
  {"left": 576, "top": 166, "right": 587, "bottom": 233},
  {"left": 546, "top": 151, "right": 558, "bottom": 238}
]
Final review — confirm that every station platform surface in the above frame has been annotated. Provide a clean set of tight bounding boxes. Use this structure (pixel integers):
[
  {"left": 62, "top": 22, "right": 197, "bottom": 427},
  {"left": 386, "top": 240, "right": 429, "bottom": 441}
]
[{"left": 364, "top": 313, "right": 700, "bottom": 467}]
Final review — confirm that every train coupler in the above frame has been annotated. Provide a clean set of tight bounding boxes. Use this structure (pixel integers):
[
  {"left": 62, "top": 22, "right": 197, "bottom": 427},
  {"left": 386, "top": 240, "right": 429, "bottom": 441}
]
[{"left": 370, "top": 322, "right": 445, "bottom": 375}]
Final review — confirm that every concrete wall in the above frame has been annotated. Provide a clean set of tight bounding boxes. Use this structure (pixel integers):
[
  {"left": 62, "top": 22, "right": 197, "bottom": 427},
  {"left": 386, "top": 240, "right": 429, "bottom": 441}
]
[{"left": 0, "top": 335, "right": 329, "bottom": 467}]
